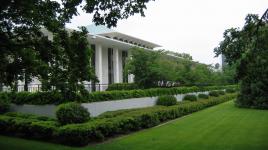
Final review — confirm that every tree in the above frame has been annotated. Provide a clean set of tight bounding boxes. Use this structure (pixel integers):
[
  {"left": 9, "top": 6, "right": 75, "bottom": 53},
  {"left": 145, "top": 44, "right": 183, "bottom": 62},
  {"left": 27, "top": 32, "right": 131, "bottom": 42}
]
[
  {"left": 0, "top": 0, "right": 153, "bottom": 91},
  {"left": 127, "top": 48, "right": 234, "bottom": 88},
  {"left": 126, "top": 48, "right": 163, "bottom": 88},
  {"left": 214, "top": 12, "right": 268, "bottom": 109}
]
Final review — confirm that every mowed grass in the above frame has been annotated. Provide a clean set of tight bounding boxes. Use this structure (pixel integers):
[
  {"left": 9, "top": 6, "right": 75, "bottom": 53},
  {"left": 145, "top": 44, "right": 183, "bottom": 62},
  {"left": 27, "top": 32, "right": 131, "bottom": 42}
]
[{"left": 1, "top": 101, "right": 268, "bottom": 150}]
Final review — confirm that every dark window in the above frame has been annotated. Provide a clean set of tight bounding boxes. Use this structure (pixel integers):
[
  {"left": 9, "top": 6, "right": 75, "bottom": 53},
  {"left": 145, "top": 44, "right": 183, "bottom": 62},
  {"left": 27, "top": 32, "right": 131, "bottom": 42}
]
[
  {"left": 91, "top": 45, "right": 96, "bottom": 69},
  {"left": 108, "top": 48, "right": 114, "bottom": 84},
  {"left": 91, "top": 44, "right": 96, "bottom": 91},
  {"left": 122, "top": 51, "right": 128, "bottom": 83}
]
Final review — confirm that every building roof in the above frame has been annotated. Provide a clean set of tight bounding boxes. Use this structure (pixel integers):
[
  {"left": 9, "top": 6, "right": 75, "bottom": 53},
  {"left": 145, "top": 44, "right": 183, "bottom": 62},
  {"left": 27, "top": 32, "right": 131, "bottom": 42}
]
[{"left": 86, "top": 24, "right": 161, "bottom": 49}]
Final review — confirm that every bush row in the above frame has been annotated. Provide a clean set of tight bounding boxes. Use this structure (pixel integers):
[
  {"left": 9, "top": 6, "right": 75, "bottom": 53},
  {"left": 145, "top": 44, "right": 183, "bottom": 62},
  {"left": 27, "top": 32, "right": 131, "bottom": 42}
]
[
  {"left": 106, "top": 83, "right": 140, "bottom": 91},
  {"left": 0, "top": 93, "right": 236, "bottom": 146},
  {"left": 0, "top": 85, "right": 238, "bottom": 105}
]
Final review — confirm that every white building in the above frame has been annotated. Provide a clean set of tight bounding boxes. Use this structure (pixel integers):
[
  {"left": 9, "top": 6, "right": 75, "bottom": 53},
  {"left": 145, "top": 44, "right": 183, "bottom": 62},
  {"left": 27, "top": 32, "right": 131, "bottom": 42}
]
[
  {"left": 85, "top": 25, "right": 161, "bottom": 91},
  {"left": 13, "top": 25, "right": 161, "bottom": 92}
]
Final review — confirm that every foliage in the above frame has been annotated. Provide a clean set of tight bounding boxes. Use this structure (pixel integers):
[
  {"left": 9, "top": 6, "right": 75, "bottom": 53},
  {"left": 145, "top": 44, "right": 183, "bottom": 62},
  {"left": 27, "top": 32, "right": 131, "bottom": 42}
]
[
  {"left": 106, "top": 83, "right": 140, "bottom": 91},
  {"left": 126, "top": 48, "right": 164, "bottom": 88},
  {"left": 214, "top": 12, "right": 268, "bottom": 109},
  {"left": 127, "top": 48, "right": 237, "bottom": 88},
  {"left": 209, "top": 91, "right": 220, "bottom": 97},
  {"left": 183, "top": 94, "right": 197, "bottom": 101},
  {"left": 1, "top": 85, "right": 237, "bottom": 105},
  {"left": 56, "top": 102, "right": 90, "bottom": 125},
  {"left": 0, "top": 93, "right": 10, "bottom": 113},
  {"left": 225, "top": 88, "right": 236, "bottom": 93},
  {"left": 218, "top": 90, "right": 225, "bottom": 95},
  {"left": 156, "top": 95, "right": 177, "bottom": 106},
  {"left": 198, "top": 94, "right": 209, "bottom": 99},
  {"left": 0, "top": 93, "right": 236, "bottom": 146}
]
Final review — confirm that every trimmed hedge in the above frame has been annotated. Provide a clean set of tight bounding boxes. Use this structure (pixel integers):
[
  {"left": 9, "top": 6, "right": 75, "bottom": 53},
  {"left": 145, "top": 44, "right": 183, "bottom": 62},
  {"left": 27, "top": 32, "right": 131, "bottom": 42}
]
[
  {"left": 209, "top": 91, "right": 220, "bottom": 97},
  {"left": 0, "top": 93, "right": 237, "bottom": 146},
  {"left": 226, "top": 88, "right": 236, "bottom": 93},
  {"left": 198, "top": 94, "right": 209, "bottom": 99},
  {"left": 106, "top": 83, "right": 140, "bottom": 91},
  {"left": 56, "top": 102, "right": 90, "bottom": 125},
  {"left": 156, "top": 95, "right": 177, "bottom": 106},
  {"left": 0, "top": 85, "right": 238, "bottom": 105},
  {"left": 0, "top": 113, "right": 58, "bottom": 139},
  {"left": 183, "top": 94, "right": 197, "bottom": 101},
  {"left": 0, "top": 92, "right": 10, "bottom": 113},
  {"left": 218, "top": 90, "right": 225, "bottom": 95}
]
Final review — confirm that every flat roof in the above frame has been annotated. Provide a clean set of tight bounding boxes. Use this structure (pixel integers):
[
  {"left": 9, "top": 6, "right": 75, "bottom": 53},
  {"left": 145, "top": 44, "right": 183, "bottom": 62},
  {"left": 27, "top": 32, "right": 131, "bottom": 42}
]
[{"left": 86, "top": 25, "right": 161, "bottom": 49}]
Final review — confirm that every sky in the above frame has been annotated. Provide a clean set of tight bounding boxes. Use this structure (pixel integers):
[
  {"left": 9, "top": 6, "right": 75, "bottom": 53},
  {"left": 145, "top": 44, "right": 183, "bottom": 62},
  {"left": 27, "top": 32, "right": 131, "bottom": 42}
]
[{"left": 66, "top": 0, "right": 268, "bottom": 65}]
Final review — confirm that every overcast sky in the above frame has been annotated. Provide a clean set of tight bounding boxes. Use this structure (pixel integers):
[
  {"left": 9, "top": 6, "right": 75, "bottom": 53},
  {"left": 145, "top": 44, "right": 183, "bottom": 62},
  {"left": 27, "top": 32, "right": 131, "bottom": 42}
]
[{"left": 66, "top": 0, "right": 268, "bottom": 65}]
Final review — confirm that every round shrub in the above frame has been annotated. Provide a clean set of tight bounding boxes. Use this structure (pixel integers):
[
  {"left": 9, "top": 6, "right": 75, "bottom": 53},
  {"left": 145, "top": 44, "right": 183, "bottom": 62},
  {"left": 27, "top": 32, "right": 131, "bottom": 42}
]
[
  {"left": 218, "top": 90, "right": 225, "bottom": 95},
  {"left": 183, "top": 94, "right": 197, "bottom": 101},
  {"left": 226, "top": 88, "right": 236, "bottom": 93},
  {"left": 0, "top": 92, "right": 10, "bottom": 114},
  {"left": 156, "top": 95, "right": 177, "bottom": 106},
  {"left": 198, "top": 94, "right": 209, "bottom": 99},
  {"left": 209, "top": 91, "right": 220, "bottom": 97},
  {"left": 56, "top": 102, "right": 90, "bottom": 125}
]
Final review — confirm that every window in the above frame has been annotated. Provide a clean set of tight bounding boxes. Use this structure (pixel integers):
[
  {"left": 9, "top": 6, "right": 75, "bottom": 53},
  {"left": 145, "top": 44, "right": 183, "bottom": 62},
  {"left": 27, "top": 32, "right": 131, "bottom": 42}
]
[
  {"left": 91, "top": 44, "right": 96, "bottom": 91},
  {"left": 108, "top": 48, "right": 114, "bottom": 84}
]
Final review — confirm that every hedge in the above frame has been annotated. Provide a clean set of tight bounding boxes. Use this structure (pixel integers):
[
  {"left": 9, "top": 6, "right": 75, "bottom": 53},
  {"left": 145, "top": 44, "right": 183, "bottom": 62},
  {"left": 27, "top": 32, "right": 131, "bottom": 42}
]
[
  {"left": 183, "top": 94, "right": 197, "bottom": 101},
  {"left": 156, "top": 95, "right": 177, "bottom": 106},
  {"left": 0, "top": 93, "right": 237, "bottom": 146},
  {"left": 0, "top": 92, "right": 10, "bottom": 113},
  {"left": 56, "top": 102, "right": 90, "bottom": 125},
  {"left": 106, "top": 83, "right": 140, "bottom": 91},
  {"left": 0, "top": 85, "right": 238, "bottom": 105},
  {"left": 198, "top": 94, "right": 209, "bottom": 99}
]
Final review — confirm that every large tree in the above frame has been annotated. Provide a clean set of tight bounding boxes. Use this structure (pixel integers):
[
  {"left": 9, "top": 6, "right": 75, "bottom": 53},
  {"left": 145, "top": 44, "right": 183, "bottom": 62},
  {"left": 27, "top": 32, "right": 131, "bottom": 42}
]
[
  {"left": 127, "top": 48, "right": 233, "bottom": 88},
  {"left": 214, "top": 11, "right": 268, "bottom": 109},
  {"left": 0, "top": 0, "right": 153, "bottom": 91}
]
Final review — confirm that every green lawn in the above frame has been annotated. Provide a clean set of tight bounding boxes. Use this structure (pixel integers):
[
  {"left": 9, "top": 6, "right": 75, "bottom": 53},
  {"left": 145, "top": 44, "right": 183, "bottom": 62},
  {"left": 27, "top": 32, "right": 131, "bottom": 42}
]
[{"left": 1, "top": 101, "right": 268, "bottom": 150}]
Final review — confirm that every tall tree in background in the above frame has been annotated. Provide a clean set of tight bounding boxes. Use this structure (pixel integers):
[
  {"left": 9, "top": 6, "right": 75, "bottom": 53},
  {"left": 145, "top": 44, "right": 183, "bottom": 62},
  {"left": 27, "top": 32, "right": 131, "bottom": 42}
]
[
  {"left": 214, "top": 10, "right": 268, "bottom": 109},
  {"left": 0, "top": 0, "right": 153, "bottom": 91},
  {"left": 127, "top": 48, "right": 234, "bottom": 88},
  {"left": 126, "top": 48, "right": 163, "bottom": 88}
]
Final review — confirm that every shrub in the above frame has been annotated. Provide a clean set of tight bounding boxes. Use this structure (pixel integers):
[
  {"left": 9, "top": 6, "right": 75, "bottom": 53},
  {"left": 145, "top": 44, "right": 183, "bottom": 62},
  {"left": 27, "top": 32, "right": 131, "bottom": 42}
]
[
  {"left": 106, "top": 83, "right": 140, "bottom": 91},
  {"left": 183, "top": 94, "right": 197, "bottom": 101},
  {"left": 209, "top": 91, "right": 220, "bottom": 97},
  {"left": 4, "top": 112, "right": 55, "bottom": 121},
  {"left": 218, "top": 90, "right": 225, "bottom": 95},
  {"left": 0, "top": 115, "right": 58, "bottom": 139},
  {"left": 226, "top": 88, "right": 236, "bottom": 93},
  {"left": 198, "top": 94, "right": 209, "bottom": 99},
  {"left": 156, "top": 95, "right": 177, "bottom": 106},
  {"left": 56, "top": 102, "right": 90, "bottom": 125},
  {"left": 0, "top": 93, "right": 10, "bottom": 114}
]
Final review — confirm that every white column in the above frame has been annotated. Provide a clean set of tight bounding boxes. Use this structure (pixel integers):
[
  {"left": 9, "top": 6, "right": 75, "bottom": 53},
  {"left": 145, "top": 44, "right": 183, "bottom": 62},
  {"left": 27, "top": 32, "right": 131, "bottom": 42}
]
[
  {"left": 113, "top": 48, "right": 120, "bottom": 83},
  {"left": 95, "top": 44, "right": 103, "bottom": 90}
]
